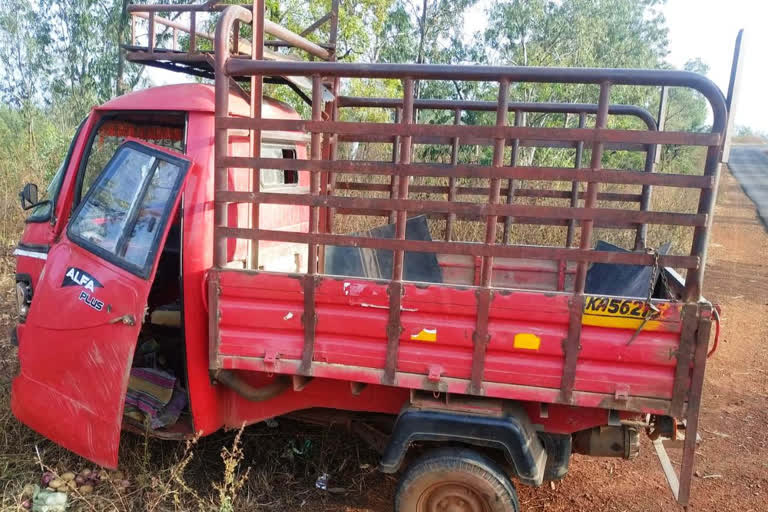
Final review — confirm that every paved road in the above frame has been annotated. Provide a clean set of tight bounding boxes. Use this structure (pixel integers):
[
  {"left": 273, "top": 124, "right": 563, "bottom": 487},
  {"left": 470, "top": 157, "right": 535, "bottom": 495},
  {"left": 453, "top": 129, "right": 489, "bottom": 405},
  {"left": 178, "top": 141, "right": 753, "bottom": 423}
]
[{"left": 728, "top": 144, "right": 768, "bottom": 228}]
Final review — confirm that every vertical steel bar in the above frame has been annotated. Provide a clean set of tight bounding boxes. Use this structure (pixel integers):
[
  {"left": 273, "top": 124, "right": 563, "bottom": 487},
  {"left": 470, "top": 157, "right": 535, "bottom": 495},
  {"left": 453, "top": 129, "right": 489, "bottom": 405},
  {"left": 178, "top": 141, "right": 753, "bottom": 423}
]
[
  {"left": 248, "top": 0, "right": 264, "bottom": 270},
  {"left": 324, "top": 77, "right": 341, "bottom": 236},
  {"left": 445, "top": 108, "right": 461, "bottom": 241},
  {"left": 565, "top": 112, "right": 586, "bottom": 248},
  {"left": 172, "top": 28, "right": 178, "bottom": 51},
  {"left": 189, "top": 11, "right": 197, "bottom": 52},
  {"left": 384, "top": 79, "right": 414, "bottom": 386},
  {"left": 670, "top": 303, "right": 699, "bottom": 416},
  {"left": 232, "top": 20, "right": 240, "bottom": 54},
  {"left": 634, "top": 142, "right": 657, "bottom": 250},
  {"left": 573, "top": 82, "right": 612, "bottom": 294},
  {"left": 635, "top": 87, "right": 666, "bottom": 250},
  {"left": 470, "top": 79, "right": 509, "bottom": 395},
  {"left": 481, "top": 79, "right": 510, "bottom": 286},
  {"left": 683, "top": 144, "right": 721, "bottom": 301},
  {"left": 300, "top": 75, "right": 325, "bottom": 375},
  {"left": 388, "top": 107, "right": 402, "bottom": 224},
  {"left": 147, "top": 11, "right": 155, "bottom": 53},
  {"left": 677, "top": 304, "right": 712, "bottom": 506},
  {"left": 214, "top": 9, "right": 253, "bottom": 267},
  {"left": 502, "top": 110, "right": 522, "bottom": 244}
]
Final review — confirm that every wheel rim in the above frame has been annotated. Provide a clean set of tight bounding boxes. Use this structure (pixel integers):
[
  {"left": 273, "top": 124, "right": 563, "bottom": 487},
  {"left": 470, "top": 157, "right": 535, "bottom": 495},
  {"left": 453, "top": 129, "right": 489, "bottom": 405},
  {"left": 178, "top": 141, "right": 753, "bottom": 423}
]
[{"left": 418, "top": 481, "right": 489, "bottom": 512}]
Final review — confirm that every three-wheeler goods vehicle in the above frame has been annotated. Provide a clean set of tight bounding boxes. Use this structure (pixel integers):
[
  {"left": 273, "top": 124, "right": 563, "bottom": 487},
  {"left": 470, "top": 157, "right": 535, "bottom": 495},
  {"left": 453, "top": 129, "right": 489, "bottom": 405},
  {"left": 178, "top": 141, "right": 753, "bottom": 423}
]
[{"left": 11, "top": 2, "right": 743, "bottom": 510}]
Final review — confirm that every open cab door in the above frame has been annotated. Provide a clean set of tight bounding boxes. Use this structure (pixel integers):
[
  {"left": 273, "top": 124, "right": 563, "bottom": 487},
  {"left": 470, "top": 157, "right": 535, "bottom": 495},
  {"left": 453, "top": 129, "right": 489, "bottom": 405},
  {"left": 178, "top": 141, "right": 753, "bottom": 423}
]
[{"left": 12, "top": 141, "right": 191, "bottom": 467}]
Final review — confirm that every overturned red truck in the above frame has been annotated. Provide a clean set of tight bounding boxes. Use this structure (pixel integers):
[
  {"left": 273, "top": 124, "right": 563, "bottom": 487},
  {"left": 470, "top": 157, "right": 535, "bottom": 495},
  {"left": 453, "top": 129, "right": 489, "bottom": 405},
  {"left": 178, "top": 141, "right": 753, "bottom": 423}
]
[{"left": 10, "top": 2, "right": 742, "bottom": 510}]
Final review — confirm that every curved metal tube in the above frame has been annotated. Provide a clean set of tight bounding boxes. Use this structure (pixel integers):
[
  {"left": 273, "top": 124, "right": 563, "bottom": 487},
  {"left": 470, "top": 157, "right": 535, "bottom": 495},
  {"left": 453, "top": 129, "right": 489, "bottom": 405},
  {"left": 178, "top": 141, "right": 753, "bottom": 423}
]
[
  {"left": 337, "top": 97, "right": 658, "bottom": 131},
  {"left": 215, "top": 370, "right": 291, "bottom": 402},
  {"left": 214, "top": 5, "right": 253, "bottom": 267}
]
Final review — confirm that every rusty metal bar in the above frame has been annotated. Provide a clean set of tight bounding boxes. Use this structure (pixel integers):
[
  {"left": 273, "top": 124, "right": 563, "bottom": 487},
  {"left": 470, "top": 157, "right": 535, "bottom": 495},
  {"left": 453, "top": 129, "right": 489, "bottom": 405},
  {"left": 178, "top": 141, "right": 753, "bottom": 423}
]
[
  {"left": 214, "top": 5, "right": 253, "bottom": 267},
  {"left": 328, "top": 0, "right": 339, "bottom": 51},
  {"left": 338, "top": 97, "right": 657, "bottom": 129},
  {"left": 331, "top": 211, "right": 669, "bottom": 230},
  {"left": 559, "top": 295, "right": 584, "bottom": 403},
  {"left": 189, "top": 11, "right": 197, "bottom": 52},
  {"left": 129, "top": 3, "right": 332, "bottom": 60},
  {"left": 221, "top": 156, "right": 714, "bottom": 189},
  {"left": 335, "top": 182, "right": 643, "bottom": 202},
  {"left": 635, "top": 90, "right": 662, "bottom": 249},
  {"left": 300, "top": 11, "right": 331, "bottom": 37},
  {"left": 232, "top": 20, "right": 240, "bottom": 54},
  {"left": 147, "top": 11, "right": 155, "bottom": 53},
  {"left": 670, "top": 304, "right": 699, "bottom": 417},
  {"left": 226, "top": 62, "right": 729, "bottom": 131},
  {"left": 217, "top": 191, "right": 706, "bottom": 227},
  {"left": 502, "top": 110, "right": 523, "bottom": 244},
  {"left": 566, "top": 113, "right": 587, "bottom": 248},
  {"left": 573, "top": 82, "right": 612, "bottom": 294},
  {"left": 335, "top": 134, "right": 650, "bottom": 152},
  {"left": 445, "top": 108, "right": 461, "bottom": 241},
  {"left": 384, "top": 79, "right": 415, "bottom": 386},
  {"left": 683, "top": 144, "right": 723, "bottom": 301},
  {"left": 388, "top": 107, "right": 401, "bottom": 224},
  {"left": 325, "top": 77, "right": 341, "bottom": 235},
  {"left": 677, "top": 304, "right": 712, "bottom": 506},
  {"left": 220, "top": 117, "right": 720, "bottom": 147},
  {"left": 217, "top": 227, "right": 700, "bottom": 268},
  {"left": 470, "top": 79, "right": 509, "bottom": 395},
  {"left": 248, "top": 0, "right": 264, "bottom": 270},
  {"left": 299, "top": 75, "right": 325, "bottom": 375}
]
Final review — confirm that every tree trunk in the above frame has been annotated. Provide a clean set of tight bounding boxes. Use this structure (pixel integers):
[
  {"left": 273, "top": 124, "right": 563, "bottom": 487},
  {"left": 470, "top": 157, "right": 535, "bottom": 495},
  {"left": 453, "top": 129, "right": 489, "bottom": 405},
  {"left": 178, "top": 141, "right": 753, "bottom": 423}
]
[
  {"left": 116, "top": 0, "right": 129, "bottom": 96},
  {"left": 413, "top": 0, "right": 429, "bottom": 108}
]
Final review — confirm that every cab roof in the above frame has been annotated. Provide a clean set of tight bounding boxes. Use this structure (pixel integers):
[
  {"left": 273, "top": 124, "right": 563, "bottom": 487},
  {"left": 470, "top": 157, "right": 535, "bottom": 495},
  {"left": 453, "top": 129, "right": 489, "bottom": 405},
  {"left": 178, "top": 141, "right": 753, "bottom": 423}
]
[{"left": 96, "top": 83, "right": 300, "bottom": 119}]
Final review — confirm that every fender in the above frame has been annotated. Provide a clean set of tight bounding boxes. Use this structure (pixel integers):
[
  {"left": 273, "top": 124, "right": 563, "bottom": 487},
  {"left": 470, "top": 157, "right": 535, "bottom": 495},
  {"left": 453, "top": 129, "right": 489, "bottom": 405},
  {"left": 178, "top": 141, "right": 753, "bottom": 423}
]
[{"left": 380, "top": 407, "right": 547, "bottom": 486}]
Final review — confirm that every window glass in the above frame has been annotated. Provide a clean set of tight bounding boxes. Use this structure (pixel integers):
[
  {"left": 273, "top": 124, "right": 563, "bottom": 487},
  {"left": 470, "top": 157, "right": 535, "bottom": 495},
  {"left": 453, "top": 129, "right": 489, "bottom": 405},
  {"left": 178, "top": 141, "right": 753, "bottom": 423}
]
[
  {"left": 122, "top": 160, "right": 182, "bottom": 268},
  {"left": 68, "top": 144, "right": 187, "bottom": 276},
  {"left": 260, "top": 145, "right": 298, "bottom": 188},
  {"left": 28, "top": 162, "right": 66, "bottom": 220},
  {"left": 69, "top": 149, "right": 155, "bottom": 254}
]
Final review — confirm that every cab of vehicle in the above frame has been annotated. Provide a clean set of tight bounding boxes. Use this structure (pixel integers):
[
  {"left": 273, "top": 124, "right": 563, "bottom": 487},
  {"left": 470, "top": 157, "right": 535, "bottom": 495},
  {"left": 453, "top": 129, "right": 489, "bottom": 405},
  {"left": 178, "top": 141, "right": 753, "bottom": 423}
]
[{"left": 11, "top": 83, "right": 308, "bottom": 466}]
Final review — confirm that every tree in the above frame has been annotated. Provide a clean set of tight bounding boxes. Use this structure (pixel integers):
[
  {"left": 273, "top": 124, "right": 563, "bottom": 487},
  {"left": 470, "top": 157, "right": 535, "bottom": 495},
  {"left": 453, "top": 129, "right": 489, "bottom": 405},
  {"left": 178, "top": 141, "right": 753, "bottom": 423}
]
[{"left": 0, "top": 0, "right": 53, "bottom": 108}]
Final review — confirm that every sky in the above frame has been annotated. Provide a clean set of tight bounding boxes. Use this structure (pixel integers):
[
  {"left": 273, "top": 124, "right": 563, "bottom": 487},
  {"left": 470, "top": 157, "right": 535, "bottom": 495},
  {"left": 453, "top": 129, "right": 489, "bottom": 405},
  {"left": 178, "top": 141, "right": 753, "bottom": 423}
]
[
  {"left": 148, "top": 0, "right": 767, "bottom": 132},
  {"left": 664, "top": 0, "right": 767, "bottom": 133}
]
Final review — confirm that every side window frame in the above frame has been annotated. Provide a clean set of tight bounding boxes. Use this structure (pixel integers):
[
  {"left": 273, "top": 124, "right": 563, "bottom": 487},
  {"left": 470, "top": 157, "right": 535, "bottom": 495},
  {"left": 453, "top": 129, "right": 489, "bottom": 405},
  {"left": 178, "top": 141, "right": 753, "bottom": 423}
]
[
  {"left": 67, "top": 141, "right": 190, "bottom": 279},
  {"left": 260, "top": 144, "right": 298, "bottom": 189},
  {"left": 26, "top": 118, "right": 88, "bottom": 224}
]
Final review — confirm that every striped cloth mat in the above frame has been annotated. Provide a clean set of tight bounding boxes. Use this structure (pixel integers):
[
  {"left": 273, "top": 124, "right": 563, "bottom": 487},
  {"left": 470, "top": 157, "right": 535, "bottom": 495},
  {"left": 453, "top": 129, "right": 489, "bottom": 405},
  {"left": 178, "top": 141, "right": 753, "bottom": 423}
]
[{"left": 125, "top": 367, "right": 186, "bottom": 429}]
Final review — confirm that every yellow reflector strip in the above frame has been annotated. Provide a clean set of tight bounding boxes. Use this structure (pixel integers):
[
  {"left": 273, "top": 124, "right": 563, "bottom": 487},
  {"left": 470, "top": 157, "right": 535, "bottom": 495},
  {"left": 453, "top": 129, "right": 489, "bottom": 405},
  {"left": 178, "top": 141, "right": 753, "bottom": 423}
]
[
  {"left": 411, "top": 328, "right": 437, "bottom": 342},
  {"left": 514, "top": 333, "right": 541, "bottom": 350}
]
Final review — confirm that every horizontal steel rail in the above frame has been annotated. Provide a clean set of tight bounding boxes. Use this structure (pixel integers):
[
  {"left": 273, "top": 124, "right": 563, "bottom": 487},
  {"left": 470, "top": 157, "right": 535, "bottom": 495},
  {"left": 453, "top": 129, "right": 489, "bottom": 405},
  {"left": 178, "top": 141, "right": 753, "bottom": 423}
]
[
  {"left": 219, "top": 156, "right": 714, "bottom": 187},
  {"left": 217, "top": 117, "right": 719, "bottom": 146},
  {"left": 217, "top": 226, "right": 700, "bottom": 268},
  {"left": 337, "top": 96, "right": 659, "bottom": 131}
]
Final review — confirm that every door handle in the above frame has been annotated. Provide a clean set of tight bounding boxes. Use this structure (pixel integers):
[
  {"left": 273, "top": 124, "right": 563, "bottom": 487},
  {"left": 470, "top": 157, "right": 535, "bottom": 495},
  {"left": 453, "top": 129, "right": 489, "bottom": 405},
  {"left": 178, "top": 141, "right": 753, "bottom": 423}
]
[{"left": 109, "top": 314, "right": 136, "bottom": 326}]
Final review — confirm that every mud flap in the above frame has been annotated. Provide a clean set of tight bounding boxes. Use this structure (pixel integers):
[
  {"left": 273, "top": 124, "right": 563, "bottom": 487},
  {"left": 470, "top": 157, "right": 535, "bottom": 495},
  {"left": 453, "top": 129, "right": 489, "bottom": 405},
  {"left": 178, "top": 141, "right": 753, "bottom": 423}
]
[{"left": 380, "top": 407, "right": 547, "bottom": 486}]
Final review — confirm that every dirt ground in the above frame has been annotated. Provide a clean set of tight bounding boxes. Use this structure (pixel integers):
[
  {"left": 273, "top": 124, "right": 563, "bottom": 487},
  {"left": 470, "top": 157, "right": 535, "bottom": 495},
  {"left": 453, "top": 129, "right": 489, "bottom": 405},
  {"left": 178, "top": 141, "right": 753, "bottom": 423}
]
[{"left": 1, "top": 166, "right": 766, "bottom": 511}]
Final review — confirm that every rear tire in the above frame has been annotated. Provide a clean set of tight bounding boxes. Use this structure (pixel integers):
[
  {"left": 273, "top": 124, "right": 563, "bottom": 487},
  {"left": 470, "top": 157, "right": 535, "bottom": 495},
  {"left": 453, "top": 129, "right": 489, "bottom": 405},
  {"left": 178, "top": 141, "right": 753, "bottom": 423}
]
[{"left": 394, "top": 448, "right": 520, "bottom": 512}]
